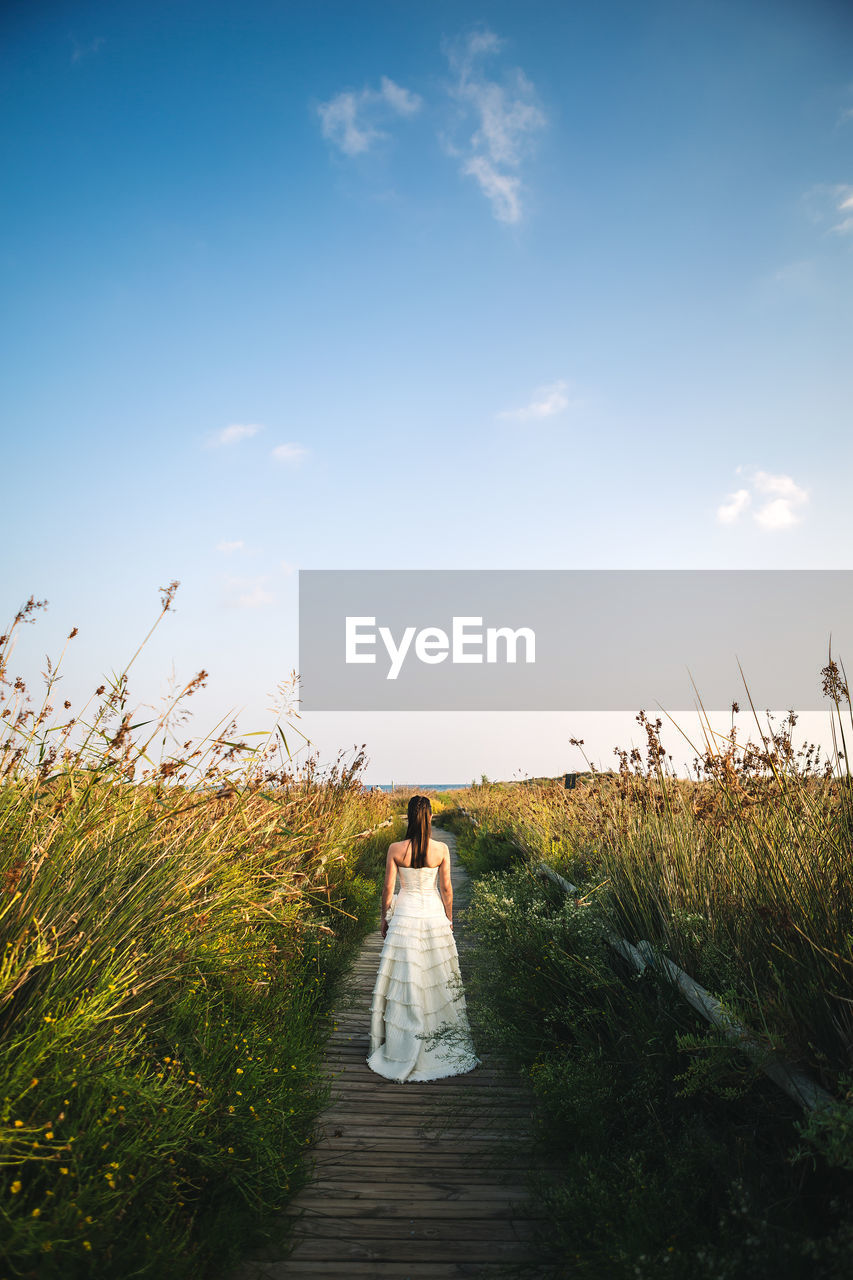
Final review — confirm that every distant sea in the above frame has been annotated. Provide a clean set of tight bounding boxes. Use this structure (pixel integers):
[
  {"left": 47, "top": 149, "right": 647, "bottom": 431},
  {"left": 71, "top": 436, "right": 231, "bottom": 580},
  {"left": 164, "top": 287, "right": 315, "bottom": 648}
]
[{"left": 370, "top": 783, "right": 467, "bottom": 792}]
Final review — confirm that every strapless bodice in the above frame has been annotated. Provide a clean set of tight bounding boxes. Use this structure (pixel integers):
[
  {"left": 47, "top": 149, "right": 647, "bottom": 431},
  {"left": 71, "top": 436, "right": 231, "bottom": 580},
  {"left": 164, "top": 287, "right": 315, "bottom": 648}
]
[{"left": 394, "top": 863, "right": 442, "bottom": 917}]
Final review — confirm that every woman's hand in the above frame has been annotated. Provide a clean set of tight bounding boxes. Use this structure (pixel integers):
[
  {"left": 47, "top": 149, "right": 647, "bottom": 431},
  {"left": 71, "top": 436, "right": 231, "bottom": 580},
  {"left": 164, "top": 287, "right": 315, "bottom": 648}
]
[{"left": 381, "top": 917, "right": 388, "bottom": 939}]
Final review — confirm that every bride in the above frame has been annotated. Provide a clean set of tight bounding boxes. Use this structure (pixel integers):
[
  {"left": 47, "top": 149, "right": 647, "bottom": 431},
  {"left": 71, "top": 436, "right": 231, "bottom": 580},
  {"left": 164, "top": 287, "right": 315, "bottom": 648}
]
[{"left": 367, "top": 795, "right": 480, "bottom": 1083}]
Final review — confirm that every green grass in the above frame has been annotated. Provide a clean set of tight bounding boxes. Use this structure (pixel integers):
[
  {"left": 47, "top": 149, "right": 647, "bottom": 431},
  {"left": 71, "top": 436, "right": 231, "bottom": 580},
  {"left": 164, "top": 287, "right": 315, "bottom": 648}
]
[
  {"left": 460, "top": 859, "right": 853, "bottom": 1279},
  {"left": 0, "top": 593, "right": 398, "bottom": 1276},
  {"left": 450, "top": 673, "right": 853, "bottom": 1278}
]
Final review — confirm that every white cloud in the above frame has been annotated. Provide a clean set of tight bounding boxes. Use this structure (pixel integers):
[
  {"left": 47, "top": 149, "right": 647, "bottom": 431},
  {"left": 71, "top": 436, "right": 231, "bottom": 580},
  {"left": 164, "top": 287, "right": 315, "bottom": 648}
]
[
  {"left": 445, "top": 29, "right": 545, "bottom": 224},
  {"left": 226, "top": 576, "right": 274, "bottom": 609},
  {"left": 216, "top": 540, "right": 245, "bottom": 553},
  {"left": 716, "top": 489, "right": 751, "bottom": 525},
  {"left": 717, "top": 469, "right": 808, "bottom": 531},
  {"left": 378, "top": 76, "right": 421, "bottom": 117},
  {"left": 753, "top": 470, "right": 808, "bottom": 501},
  {"left": 318, "top": 77, "right": 422, "bottom": 156},
  {"left": 271, "top": 442, "right": 307, "bottom": 464},
  {"left": 752, "top": 470, "right": 809, "bottom": 528},
  {"left": 831, "top": 185, "right": 853, "bottom": 234},
  {"left": 210, "top": 423, "right": 262, "bottom": 447},
  {"left": 499, "top": 379, "right": 571, "bottom": 421},
  {"left": 318, "top": 92, "right": 380, "bottom": 156},
  {"left": 280, "top": 560, "right": 297, "bottom": 576},
  {"left": 753, "top": 498, "right": 801, "bottom": 530},
  {"left": 462, "top": 157, "right": 521, "bottom": 224},
  {"left": 803, "top": 183, "right": 853, "bottom": 235}
]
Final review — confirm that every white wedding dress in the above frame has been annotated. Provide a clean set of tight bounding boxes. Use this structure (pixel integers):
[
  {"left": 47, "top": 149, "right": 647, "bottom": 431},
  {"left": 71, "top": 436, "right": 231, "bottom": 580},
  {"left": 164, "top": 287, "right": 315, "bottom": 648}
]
[{"left": 367, "top": 862, "right": 480, "bottom": 1083}]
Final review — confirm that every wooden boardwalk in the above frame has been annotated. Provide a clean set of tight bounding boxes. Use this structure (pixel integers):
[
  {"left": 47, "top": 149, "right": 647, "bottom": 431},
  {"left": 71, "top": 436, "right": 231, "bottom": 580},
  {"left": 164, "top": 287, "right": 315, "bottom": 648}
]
[{"left": 234, "top": 830, "right": 550, "bottom": 1280}]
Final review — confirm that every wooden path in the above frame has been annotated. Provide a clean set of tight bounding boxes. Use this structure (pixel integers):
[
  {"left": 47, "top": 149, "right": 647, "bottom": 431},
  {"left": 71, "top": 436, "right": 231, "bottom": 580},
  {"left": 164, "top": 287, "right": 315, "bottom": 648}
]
[{"left": 234, "top": 829, "right": 551, "bottom": 1280}]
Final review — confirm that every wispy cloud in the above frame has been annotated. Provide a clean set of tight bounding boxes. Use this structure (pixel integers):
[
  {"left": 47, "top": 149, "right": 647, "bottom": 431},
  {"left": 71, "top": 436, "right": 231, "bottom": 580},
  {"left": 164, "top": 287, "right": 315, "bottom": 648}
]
[
  {"left": 768, "top": 259, "right": 819, "bottom": 296},
  {"left": 802, "top": 183, "right": 853, "bottom": 236},
  {"left": 318, "top": 76, "right": 422, "bottom": 156},
  {"left": 717, "top": 469, "right": 809, "bottom": 531},
  {"left": 271, "top": 443, "right": 307, "bottom": 464},
  {"left": 831, "top": 185, "right": 853, "bottom": 235},
  {"left": 444, "top": 28, "right": 545, "bottom": 224},
  {"left": 70, "top": 36, "right": 105, "bottom": 64},
  {"left": 216, "top": 540, "right": 245, "bottom": 553},
  {"left": 498, "top": 379, "right": 571, "bottom": 421},
  {"left": 210, "top": 423, "right": 262, "bottom": 447},
  {"left": 225, "top": 576, "right": 274, "bottom": 609},
  {"left": 716, "top": 488, "right": 751, "bottom": 525}
]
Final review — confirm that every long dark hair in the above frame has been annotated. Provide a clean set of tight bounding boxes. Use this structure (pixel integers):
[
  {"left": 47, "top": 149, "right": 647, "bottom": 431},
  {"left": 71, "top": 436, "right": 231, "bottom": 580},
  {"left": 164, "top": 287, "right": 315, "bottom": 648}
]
[{"left": 405, "top": 794, "right": 432, "bottom": 868}]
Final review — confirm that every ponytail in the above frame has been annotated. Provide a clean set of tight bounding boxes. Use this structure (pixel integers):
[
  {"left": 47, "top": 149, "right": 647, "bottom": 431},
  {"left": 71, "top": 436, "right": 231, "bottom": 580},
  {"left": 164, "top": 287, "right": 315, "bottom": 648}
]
[{"left": 405, "top": 794, "right": 432, "bottom": 868}]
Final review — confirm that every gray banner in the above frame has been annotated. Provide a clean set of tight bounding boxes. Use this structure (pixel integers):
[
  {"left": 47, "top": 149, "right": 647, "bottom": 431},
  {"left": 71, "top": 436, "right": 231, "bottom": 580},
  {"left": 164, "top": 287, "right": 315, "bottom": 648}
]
[{"left": 298, "top": 570, "right": 853, "bottom": 711}]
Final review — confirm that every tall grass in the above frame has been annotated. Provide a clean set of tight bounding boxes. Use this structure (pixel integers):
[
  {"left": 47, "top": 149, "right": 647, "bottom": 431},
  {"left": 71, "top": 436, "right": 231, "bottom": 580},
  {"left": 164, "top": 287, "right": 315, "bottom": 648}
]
[
  {"left": 454, "top": 675, "right": 853, "bottom": 1090},
  {"left": 447, "top": 669, "right": 853, "bottom": 1276},
  {"left": 0, "top": 591, "right": 394, "bottom": 1276}
]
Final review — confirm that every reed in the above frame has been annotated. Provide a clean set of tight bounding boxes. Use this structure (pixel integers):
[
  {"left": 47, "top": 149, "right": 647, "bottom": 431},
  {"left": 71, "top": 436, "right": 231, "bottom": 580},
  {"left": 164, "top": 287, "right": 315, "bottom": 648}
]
[
  {"left": 0, "top": 591, "right": 392, "bottom": 1276},
  {"left": 449, "top": 666, "right": 853, "bottom": 1276},
  {"left": 453, "top": 669, "right": 853, "bottom": 1089}
]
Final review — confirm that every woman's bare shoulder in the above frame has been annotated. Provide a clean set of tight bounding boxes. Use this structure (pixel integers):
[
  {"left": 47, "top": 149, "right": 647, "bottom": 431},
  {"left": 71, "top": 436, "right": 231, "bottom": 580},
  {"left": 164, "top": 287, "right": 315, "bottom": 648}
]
[{"left": 430, "top": 839, "right": 450, "bottom": 865}]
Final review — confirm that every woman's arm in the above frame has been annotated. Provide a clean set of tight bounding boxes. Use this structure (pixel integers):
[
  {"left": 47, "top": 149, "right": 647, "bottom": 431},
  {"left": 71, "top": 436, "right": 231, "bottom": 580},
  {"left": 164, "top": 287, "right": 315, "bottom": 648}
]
[
  {"left": 380, "top": 844, "right": 399, "bottom": 939},
  {"left": 438, "top": 844, "right": 453, "bottom": 928}
]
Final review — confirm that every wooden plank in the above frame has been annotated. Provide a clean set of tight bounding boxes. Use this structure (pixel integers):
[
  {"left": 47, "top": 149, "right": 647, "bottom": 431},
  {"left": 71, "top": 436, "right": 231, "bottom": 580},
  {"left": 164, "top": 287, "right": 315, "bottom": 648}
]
[
  {"left": 283, "top": 1199, "right": 545, "bottom": 1218},
  {"left": 304, "top": 1181, "right": 532, "bottom": 1201},
  {"left": 236, "top": 1263, "right": 545, "bottom": 1278},
  {"left": 286, "top": 1218, "right": 536, "bottom": 1242},
  {"left": 312, "top": 1126, "right": 525, "bottom": 1146},
  {"left": 306, "top": 1157, "right": 539, "bottom": 1178},
  {"left": 276, "top": 1237, "right": 535, "bottom": 1262}
]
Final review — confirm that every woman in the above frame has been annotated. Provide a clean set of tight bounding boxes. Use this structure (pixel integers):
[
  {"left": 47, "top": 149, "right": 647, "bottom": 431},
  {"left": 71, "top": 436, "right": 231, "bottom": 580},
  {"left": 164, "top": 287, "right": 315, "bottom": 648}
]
[{"left": 367, "top": 795, "right": 480, "bottom": 1083}]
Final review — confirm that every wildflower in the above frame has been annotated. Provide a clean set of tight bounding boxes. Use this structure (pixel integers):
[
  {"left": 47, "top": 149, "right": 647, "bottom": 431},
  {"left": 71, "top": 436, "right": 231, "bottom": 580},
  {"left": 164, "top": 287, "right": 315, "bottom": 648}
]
[
  {"left": 10, "top": 1180, "right": 22, "bottom": 1194},
  {"left": 32, "top": 1207, "right": 41, "bottom": 1217},
  {"left": 83, "top": 1241, "right": 92, "bottom": 1251},
  {"left": 236, "top": 1067, "right": 243, "bottom": 1074},
  {"left": 60, "top": 1167, "right": 69, "bottom": 1175},
  {"left": 14, "top": 1120, "right": 23, "bottom": 1128},
  {"left": 45, "top": 1131, "right": 54, "bottom": 1140}
]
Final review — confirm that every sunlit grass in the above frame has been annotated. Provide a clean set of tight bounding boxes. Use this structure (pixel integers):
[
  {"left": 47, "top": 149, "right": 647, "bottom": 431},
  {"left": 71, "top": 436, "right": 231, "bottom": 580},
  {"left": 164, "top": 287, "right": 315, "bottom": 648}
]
[
  {"left": 453, "top": 672, "right": 853, "bottom": 1088},
  {"left": 448, "top": 665, "right": 853, "bottom": 1277},
  {"left": 0, "top": 590, "right": 394, "bottom": 1277}
]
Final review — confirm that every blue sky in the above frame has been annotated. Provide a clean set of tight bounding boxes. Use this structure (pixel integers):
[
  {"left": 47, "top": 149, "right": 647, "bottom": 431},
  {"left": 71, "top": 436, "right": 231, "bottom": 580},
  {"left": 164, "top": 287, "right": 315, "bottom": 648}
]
[{"left": 3, "top": 0, "right": 852, "bottom": 780}]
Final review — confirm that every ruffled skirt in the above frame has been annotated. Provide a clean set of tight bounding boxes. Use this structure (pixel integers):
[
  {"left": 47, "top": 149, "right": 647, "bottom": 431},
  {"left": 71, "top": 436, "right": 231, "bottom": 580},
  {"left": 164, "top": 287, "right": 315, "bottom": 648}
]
[{"left": 367, "top": 903, "right": 480, "bottom": 1083}]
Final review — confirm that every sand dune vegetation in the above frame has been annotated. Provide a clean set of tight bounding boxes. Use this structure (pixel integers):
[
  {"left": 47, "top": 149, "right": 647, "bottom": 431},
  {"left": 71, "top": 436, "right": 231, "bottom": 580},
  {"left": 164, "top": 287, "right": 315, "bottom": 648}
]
[{"left": 0, "top": 591, "right": 396, "bottom": 1277}]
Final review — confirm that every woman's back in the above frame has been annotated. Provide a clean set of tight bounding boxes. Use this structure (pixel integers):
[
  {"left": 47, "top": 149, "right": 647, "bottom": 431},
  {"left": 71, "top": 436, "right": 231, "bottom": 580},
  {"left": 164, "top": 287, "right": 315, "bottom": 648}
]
[
  {"left": 395, "top": 861, "right": 442, "bottom": 917},
  {"left": 392, "top": 837, "right": 447, "bottom": 869}
]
